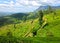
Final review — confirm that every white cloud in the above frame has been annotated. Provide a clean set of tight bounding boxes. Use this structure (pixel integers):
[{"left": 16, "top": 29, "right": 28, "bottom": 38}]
[
  {"left": 16, "top": 0, "right": 41, "bottom": 6},
  {"left": 42, "top": 0, "right": 48, "bottom": 2},
  {"left": 0, "top": 4, "right": 7, "bottom": 9},
  {"left": 42, "top": 0, "right": 59, "bottom": 4},
  {"left": 0, "top": 0, "right": 59, "bottom": 8},
  {"left": 9, "top": 1, "right": 14, "bottom": 7},
  {"left": 31, "top": 1, "right": 41, "bottom": 6},
  {"left": 15, "top": 0, "right": 60, "bottom": 6},
  {"left": 0, "top": 0, "right": 60, "bottom": 7},
  {"left": 24, "top": 1, "right": 29, "bottom": 5},
  {"left": 15, "top": 3, "right": 20, "bottom": 6},
  {"left": 0, "top": 1, "right": 14, "bottom": 8},
  {"left": 0, "top": 0, "right": 60, "bottom": 12}
]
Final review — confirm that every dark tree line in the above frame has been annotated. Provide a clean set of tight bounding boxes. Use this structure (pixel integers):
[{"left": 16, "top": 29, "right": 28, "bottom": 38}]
[{"left": 32, "top": 10, "right": 44, "bottom": 37}]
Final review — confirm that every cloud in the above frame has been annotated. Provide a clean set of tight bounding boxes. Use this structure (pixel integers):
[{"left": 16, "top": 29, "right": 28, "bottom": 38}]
[
  {"left": 0, "top": 1, "right": 15, "bottom": 8},
  {"left": 41, "top": 0, "right": 60, "bottom": 6},
  {"left": 3, "top": 1, "right": 9, "bottom": 3},
  {"left": 15, "top": 0, "right": 60, "bottom": 6},
  {"left": 16, "top": 0, "right": 42, "bottom": 6},
  {"left": 0, "top": 0, "right": 60, "bottom": 12},
  {"left": 0, "top": 0, "right": 60, "bottom": 7},
  {"left": 0, "top": 1, "right": 15, "bottom": 12},
  {"left": 31, "top": 1, "right": 42, "bottom": 6}
]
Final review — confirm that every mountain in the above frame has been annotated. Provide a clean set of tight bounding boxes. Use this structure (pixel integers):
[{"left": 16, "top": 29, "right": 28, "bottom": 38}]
[
  {"left": 0, "top": 13, "right": 29, "bottom": 26},
  {"left": 0, "top": 12, "right": 14, "bottom": 17},
  {"left": 36, "top": 6, "right": 60, "bottom": 11}
]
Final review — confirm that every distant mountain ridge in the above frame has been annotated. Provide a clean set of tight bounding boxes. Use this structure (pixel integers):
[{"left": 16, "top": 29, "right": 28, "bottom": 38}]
[
  {"left": 36, "top": 6, "right": 60, "bottom": 11},
  {"left": 10, "top": 13, "right": 28, "bottom": 20},
  {"left": 0, "top": 12, "right": 14, "bottom": 17}
]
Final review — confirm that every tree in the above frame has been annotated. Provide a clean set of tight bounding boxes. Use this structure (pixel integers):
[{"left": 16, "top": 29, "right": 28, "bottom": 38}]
[
  {"left": 14, "top": 24, "right": 16, "bottom": 29},
  {"left": 23, "top": 16, "right": 27, "bottom": 22},
  {"left": 38, "top": 10, "right": 44, "bottom": 26},
  {"left": 7, "top": 29, "right": 12, "bottom": 38},
  {"left": 47, "top": 5, "right": 53, "bottom": 13},
  {"left": 32, "top": 31, "right": 37, "bottom": 37},
  {"left": 31, "top": 10, "right": 44, "bottom": 37},
  {"left": 52, "top": 9, "right": 57, "bottom": 19}
]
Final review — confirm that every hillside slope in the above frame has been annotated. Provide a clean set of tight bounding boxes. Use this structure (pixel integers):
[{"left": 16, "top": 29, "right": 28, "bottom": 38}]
[{"left": 0, "top": 9, "right": 60, "bottom": 43}]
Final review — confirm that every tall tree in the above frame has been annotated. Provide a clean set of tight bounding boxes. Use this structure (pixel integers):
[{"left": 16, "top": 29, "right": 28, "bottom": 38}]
[
  {"left": 38, "top": 10, "right": 44, "bottom": 26},
  {"left": 32, "top": 10, "right": 44, "bottom": 37}
]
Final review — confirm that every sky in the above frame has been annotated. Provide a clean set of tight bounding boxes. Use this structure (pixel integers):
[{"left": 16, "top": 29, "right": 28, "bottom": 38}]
[{"left": 0, "top": 0, "right": 60, "bottom": 13}]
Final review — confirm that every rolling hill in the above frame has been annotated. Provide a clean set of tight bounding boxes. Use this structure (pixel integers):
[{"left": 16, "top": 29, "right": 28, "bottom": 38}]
[{"left": 0, "top": 8, "right": 60, "bottom": 43}]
